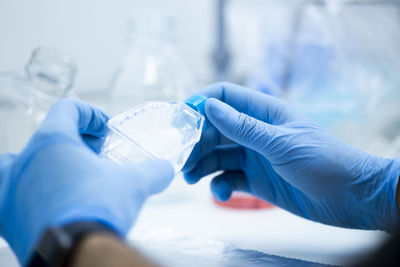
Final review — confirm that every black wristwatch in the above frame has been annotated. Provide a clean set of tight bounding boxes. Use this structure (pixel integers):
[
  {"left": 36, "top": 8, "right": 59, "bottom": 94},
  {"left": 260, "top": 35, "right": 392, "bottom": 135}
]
[{"left": 27, "top": 222, "right": 118, "bottom": 267}]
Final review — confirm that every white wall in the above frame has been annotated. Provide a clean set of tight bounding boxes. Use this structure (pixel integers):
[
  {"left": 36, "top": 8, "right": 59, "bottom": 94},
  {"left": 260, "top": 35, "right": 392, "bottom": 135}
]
[{"left": 0, "top": 0, "right": 214, "bottom": 92}]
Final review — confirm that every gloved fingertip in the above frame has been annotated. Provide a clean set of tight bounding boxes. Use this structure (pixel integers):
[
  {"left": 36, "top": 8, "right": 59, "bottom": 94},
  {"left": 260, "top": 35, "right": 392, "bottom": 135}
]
[
  {"left": 181, "top": 150, "right": 198, "bottom": 173},
  {"left": 211, "top": 178, "right": 232, "bottom": 202},
  {"left": 181, "top": 163, "right": 193, "bottom": 174},
  {"left": 151, "top": 159, "right": 175, "bottom": 180},
  {"left": 81, "top": 105, "right": 110, "bottom": 137},
  {"left": 183, "top": 172, "right": 201, "bottom": 185},
  {"left": 133, "top": 159, "right": 175, "bottom": 194},
  {"left": 205, "top": 98, "right": 227, "bottom": 120}
]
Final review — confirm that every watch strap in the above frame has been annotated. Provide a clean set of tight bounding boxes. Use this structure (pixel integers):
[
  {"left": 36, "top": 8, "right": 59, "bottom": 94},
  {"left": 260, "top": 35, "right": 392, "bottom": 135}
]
[{"left": 28, "top": 221, "right": 118, "bottom": 267}]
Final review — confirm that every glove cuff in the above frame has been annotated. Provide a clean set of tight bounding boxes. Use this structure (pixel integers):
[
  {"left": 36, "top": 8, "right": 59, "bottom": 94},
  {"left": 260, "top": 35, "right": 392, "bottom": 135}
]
[{"left": 382, "top": 157, "right": 400, "bottom": 233}]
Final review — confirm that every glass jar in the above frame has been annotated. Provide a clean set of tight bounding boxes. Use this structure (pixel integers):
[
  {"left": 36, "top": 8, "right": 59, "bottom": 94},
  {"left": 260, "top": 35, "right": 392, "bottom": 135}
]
[
  {"left": 0, "top": 46, "right": 77, "bottom": 153},
  {"left": 26, "top": 46, "right": 77, "bottom": 127}
]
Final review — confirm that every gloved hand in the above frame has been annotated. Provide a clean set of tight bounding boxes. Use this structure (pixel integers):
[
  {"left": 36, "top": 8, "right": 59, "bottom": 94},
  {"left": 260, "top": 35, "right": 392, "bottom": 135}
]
[
  {"left": 183, "top": 82, "right": 400, "bottom": 232},
  {"left": 0, "top": 99, "right": 174, "bottom": 265}
]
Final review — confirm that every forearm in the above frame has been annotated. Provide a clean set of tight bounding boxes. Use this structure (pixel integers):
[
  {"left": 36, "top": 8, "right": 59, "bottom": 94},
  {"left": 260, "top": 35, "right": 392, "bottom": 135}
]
[{"left": 69, "top": 233, "right": 159, "bottom": 267}]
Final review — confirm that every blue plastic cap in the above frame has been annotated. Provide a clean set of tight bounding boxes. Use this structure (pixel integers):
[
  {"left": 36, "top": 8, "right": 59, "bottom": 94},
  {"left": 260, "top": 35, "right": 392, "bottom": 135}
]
[{"left": 185, "top": 94, "right": 207, "bottom": 116}]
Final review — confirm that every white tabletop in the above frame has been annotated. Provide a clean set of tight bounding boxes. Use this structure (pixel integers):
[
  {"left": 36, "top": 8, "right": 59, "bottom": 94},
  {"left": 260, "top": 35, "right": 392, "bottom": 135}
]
[{"left": 129, "top": 174, "right": 388, "bottom": 266}]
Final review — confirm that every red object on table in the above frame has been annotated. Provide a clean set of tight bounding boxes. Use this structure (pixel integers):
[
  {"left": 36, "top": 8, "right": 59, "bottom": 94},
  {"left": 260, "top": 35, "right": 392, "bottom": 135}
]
[{"left": 213, "top": 192, "right": 274, "bottom": 210}]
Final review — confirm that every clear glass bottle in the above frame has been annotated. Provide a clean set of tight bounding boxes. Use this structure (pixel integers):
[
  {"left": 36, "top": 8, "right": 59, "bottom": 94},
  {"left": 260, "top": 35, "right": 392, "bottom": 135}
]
[
  {"left": 26, "top": 46, "right": 78, "bottom": 127},
  {"left": 108, "top": 11, "right": 195, "bottom": 115},
  {"left": 0, "top": 46, "right": 77, "bottom": 153}
]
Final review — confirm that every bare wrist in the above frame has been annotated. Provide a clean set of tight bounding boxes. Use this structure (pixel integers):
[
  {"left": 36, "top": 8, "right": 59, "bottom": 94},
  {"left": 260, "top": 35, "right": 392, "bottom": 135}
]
[{"left": 69, "top": 233, "right": 159, "bottom": 267}]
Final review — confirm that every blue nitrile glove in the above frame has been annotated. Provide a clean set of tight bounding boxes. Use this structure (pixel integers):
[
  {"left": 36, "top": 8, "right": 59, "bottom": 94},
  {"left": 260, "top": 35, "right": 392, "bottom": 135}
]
[
  {"left": 183, "top": 82, "right": 400, "bottom": 232},
  {"left": 0, "top": 99, "right": 174, "bottom": 265}
]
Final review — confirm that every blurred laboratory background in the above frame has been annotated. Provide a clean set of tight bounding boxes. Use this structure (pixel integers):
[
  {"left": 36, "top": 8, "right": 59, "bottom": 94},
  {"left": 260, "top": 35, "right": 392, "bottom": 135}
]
[{"left": 1, "top": 0, "right": 400, "bottom": 266}]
